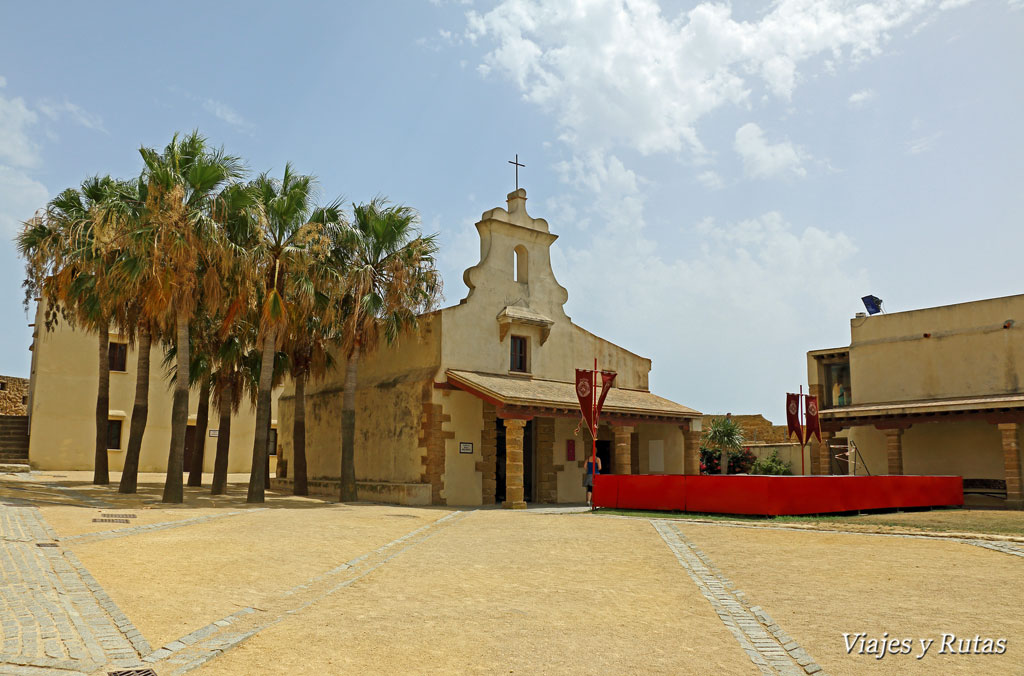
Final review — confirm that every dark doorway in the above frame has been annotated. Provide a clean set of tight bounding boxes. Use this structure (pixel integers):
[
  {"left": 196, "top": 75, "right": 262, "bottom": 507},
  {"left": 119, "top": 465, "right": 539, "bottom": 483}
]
[
  {"left": 495, "top": 418, "right": 535, "bottom": 504},
  {"left": 595, "top": 439, "right": 612, "bottom": 475},
  {"left": 183, "top": 425, "right": 197, "bottom": 473}
]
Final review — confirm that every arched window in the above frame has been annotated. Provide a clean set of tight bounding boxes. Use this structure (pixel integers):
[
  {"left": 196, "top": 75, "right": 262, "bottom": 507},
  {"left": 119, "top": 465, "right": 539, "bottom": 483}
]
[{"left": 514, "top": 245, "right": 529, "bottom": 283}]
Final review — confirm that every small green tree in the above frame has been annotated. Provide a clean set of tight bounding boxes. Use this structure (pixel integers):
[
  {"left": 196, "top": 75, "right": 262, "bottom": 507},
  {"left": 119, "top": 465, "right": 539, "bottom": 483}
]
[
  {"left": 750, "top": 449, "right": 792, "bottom": 475},
  {"left": 702, "top": 417, "right": 745, "bottom": 475}
]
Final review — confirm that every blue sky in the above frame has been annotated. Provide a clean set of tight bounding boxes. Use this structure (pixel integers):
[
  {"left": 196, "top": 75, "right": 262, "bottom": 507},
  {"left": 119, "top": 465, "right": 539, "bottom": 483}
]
[{"left": 1, "top": 0, "right": 1022, "bottom": 422}]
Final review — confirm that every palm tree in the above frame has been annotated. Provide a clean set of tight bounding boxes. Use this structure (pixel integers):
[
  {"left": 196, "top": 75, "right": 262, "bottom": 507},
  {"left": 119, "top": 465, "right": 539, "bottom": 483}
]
[
  {"left": 209, "top": 334, "right": 257, "bottom": 495},
  {"left": 242, "top": 165, "right": 342, "bottom": 503},
  {"left": 99, "top": 176, "right": 164, "bottom": 494},
  {"left": 137, "top": 131, "right": 244, "bottom": 503},
  {"left": 286, "top": 290, "right": 337, "bottom": 496},
  {"left": 334, "top": 197, "right": 442, "bottom": 502},
  {"left": 18, "top": 176, "right": 125, "bottom": 485},
  {"left": 703, "top": 416, "right": 745, "bottom": 475}
]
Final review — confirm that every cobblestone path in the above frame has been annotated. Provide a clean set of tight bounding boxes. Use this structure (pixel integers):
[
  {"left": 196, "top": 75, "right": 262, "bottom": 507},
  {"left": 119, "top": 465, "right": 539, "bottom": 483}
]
[
  {"left": 0, "top": 505, "right": 150, "bottom": 676},
  {"left": 653, "top": 520, "right": 828, "bottom": 676}
]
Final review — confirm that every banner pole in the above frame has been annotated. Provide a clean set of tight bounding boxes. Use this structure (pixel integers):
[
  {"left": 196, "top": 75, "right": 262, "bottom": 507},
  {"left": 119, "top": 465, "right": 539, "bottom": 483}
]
[
  {"left": 591, "top": 358, "right": 597, "bottom": 511},
  {"left": 799, "top": 385, "right": 806, "bottom": 476}
]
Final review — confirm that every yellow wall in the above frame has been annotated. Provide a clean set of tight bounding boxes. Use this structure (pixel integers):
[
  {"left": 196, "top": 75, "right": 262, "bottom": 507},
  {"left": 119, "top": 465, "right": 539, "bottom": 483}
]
[
  {"left": 554, "top": 417, "right": 587, "bottom": 503},
  {"left": 276, "top": 315, "right": 443, "bottom": 484},
  {"left": 28, "top": 312, "right": 278, "bottom": 473},
  {"left": 440, "top": 389, "right": 483, "bottom": 505},
  {"left": 637, "top": 423, "right": 685, "bottom": 474},
  {"left": 848, "top": 295, "right": 1024, "bottom": 404},
  {"left": 847, "top": 420, "right": 1005, "bottom": 479}
]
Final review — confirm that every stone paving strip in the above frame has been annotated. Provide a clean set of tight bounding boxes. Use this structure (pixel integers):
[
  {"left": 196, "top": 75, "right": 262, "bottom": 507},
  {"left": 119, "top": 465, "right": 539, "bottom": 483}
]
[
  {"left": 1, "top": 483, "right": 116, "bottom": 510},
  {"left": 0, "top": 505, "right": 150, "bottom": 675},
  {"left": 653, "top": 520, "right": 827, "bottom": 676},
  {"left": 61, "top": 509, "right": 265, "bottom": 545},
  {"left": 597, "top": 513, "right": 1024, "bottom": 560},
  {"left": 143, "top": 510, "right": 470, "bottom": 675}
]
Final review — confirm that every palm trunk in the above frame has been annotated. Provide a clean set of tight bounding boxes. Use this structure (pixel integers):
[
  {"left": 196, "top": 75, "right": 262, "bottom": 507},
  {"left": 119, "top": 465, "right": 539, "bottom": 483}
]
[
  {"left": 94, "top": 329, "right": 110, "bottom": 485},
  {"left": 293, "top": 372, "right": 308, "bottom": 496},
  {"left": 264, "top": 412, "right": 272, "bottom": 485},
  {"left": 211, "top": 382, "right": 232, "bottom": 495},
  {"left": 118, "top": 326, "right": 150, "bottom": 494},
  {"left": 188, "top": 380, "right": 211, "bottom": 486},
  {"left": 340, "top": 338, "right": 360, "bottom": 502},
  {"left": 163, "top": 306, "right": 189, "bottom": 503},
  {"left": 246, "top": 329, "right": 276, "bottom": 503}
]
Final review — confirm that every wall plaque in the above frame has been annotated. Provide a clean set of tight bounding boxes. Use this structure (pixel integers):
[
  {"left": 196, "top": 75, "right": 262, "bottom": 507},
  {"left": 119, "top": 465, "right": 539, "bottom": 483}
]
[{"left": 459, "top": 442, "right": 473, "bottom": 454}]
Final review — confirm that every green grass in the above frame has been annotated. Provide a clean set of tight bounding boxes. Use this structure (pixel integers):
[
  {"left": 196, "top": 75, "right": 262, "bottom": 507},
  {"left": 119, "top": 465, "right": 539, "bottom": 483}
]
[{"left": 594, "top": 507, "right": 1024, "bottom": 537}]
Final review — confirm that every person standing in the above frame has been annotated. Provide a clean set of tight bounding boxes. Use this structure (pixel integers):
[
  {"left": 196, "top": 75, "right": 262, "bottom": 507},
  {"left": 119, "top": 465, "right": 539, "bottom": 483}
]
[{"left": 583, "top": 454, "right": 602, "bottom": 506}]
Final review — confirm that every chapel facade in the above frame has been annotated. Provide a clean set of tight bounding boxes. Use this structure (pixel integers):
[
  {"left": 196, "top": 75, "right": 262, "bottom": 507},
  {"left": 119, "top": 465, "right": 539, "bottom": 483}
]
[{"left": 273, "top": 189, "right": 702, "bottom": 506}]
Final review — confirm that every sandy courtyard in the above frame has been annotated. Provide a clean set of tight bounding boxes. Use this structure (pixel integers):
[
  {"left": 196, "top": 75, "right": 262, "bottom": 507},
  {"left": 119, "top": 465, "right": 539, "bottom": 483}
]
[{"left": 0, "top": 471, "right": 1020, "bottom": 675}]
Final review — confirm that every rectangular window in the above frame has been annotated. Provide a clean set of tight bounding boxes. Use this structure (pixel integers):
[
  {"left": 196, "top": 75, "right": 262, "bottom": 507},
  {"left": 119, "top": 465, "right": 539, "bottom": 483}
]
[
  {"left": 108, "top": 342, "right": 128, "bottom": 372},
  {"left": 107, "top": 419, "right": 123, "bottom": 450},
  {"left": 510, "top": 336, "right": 528, "bottom": 373},
  {"left": 267, "top": 428, "right": 278, "bottom": 456}
]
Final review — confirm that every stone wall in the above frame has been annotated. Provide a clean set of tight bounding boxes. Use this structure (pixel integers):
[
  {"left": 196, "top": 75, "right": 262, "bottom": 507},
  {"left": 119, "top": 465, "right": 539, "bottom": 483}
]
[
  {"left": 0, "top": 375, "right": 29, "bottom": 416},
  {"left": 702, "top": 414, "right": 790, "bottom": 444}
]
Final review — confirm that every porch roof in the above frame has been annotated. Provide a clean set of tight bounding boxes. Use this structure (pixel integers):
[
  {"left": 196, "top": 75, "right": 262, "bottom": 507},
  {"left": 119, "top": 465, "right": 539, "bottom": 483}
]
[
  {"left": 820, "top": 393, "right": 1024, "bottom": 430},
  {"left": 444, "top": 369, "right": 701, "bottom": 423}
]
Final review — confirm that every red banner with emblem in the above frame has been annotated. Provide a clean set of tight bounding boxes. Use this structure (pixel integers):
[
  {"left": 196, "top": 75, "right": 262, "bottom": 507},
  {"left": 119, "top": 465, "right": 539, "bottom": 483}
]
[
  {"left": 576, "top": 369, "right": 595, "bottom": 433},
  {"left": 805, "top": 395, "right": 821, "bottom": 442},
  {"left": 786, "top": 393, "right": 803, "bottom": 444},
  {"left": 595, "top": 370, "right": 617, "bottom": 417}
]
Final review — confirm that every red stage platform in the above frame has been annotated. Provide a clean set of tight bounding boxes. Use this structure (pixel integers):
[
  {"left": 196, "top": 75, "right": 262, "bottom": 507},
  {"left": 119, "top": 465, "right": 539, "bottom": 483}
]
[{"left": 592, "top": 474, "right": 963, "bottom": 516}]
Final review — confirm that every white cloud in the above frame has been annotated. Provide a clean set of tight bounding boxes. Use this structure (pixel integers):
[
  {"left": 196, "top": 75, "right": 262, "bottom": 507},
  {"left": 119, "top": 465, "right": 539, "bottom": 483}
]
[
  {"left": 38, "top": 100, "right": 106, "bottom": 133},
  {"left": 848, "top": 88, "right": 876, "bottom": 106},
  {"left": 734, "top": 123, "right": 807, "bottom": 179},
  {"left": 697, "top": 170, "right": 725, "bottom": 190},
  {"left": 541, "top": 156, "right": 865, "bottom": 417},
  {"left": 202, "top": 99, "right": 253, "bottom": 131},
  {"left": 553, "top": 150, "right": 645, "bottom": 231},
  {"left": 907, "top": 131, "right": 943, "bottom": 154},
  {"left": 0, "top": 165, "right": 48, "bottom": 238},
  {"left": 0, "top": 92, "right": 40, "bottom": 168},
  {"left": 466, "top": 0, "right": 962, "bottom": 157}
]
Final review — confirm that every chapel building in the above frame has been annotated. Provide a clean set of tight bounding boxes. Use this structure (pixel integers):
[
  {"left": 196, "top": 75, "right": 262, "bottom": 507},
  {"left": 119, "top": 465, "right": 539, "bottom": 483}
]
[{"left": 273, "top": 189, "right": 702, "bottom": 506}]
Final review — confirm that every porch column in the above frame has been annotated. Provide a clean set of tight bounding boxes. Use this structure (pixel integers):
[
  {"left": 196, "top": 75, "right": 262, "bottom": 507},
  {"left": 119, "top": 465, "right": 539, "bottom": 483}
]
[
  {"left": 503, "top": 418, "right": 527, "bottom": 509},
  {"left": 884, "top": 428, "right": 904, "bottom": 475},
  {"left": 682, "top": 422, "right": 701, "bottom": 475},
  {"left": 814, "top": 431, "right": 834, "bottom": 475},
  {"left": 998, "top": 423, "right": 1023, "bottom": 508},
  {"left": 613, "top": 425, "right": 633, "bottom": 475}
]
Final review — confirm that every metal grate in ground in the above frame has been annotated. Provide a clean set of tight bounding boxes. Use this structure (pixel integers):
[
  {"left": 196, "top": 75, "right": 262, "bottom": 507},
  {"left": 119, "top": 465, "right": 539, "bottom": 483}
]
[
  {"left": 101, "top": 513, "right": 138, "bottom": 519},
  {"left": 109, "top": 669, "right": 158, "bottom": 676},
  {"left": 93, "top": 518, "right": 131, "bottom": 523}
]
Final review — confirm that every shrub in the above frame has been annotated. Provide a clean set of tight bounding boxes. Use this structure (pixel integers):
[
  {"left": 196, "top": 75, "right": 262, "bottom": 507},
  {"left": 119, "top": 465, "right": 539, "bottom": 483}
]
[
  {"left": 728, "top": 447, "right": 756, "bottom": 474},
  {"left": 700, "top": 447, "right": 756, "bottom": 474},
  {"left": 750, "top": 449, "right": 792, "bottom": 475},
  {"left": 699, "top": 447, "right": 720, "bottom": 474}
]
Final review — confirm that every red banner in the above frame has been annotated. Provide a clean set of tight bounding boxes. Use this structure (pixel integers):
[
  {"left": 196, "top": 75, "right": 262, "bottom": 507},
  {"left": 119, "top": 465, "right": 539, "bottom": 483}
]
[
  {"left": 576, "top": 369, "right": 595, "bottom": 432},
  {"left": 805, "top": 395, "right": 821, "bottom": 443},
  {"left": 786, "top": 393, "right": 803, "bottom": 444},
  {"left": 595, "top": 370, "right": 617, "bottom": 417}
]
